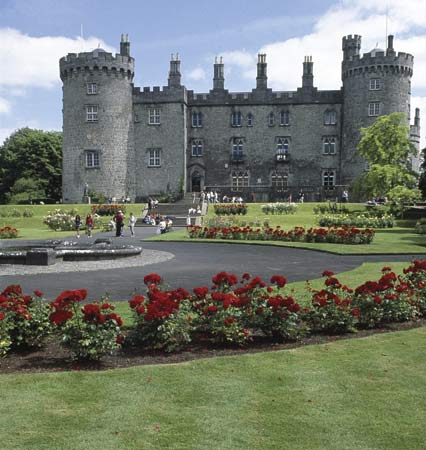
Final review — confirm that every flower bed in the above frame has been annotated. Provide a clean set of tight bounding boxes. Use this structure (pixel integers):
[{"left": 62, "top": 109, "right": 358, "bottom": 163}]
[
  {"left": 91, "top": 204, "right": 126, "bottom": 216},
  {"left": 188, "top": 225, "right": 375, "bottom": 244},
  {"left": 1, "top": 260, "right": 426, "bottom": 360},
  {"left": 317, "top": 214, "right": 394, "bottom": 228},
  {"left": 0, "top": 226, "right": 19, "bottom": 239},
  {"left": 43, "top": 209, "right": 103, "bottom": 231},
  {"left": 261, "top": 203, "right": 297, "bottom": 215},
  {"left": 213, "top": 203, "right": 247, "bottom": 215}
]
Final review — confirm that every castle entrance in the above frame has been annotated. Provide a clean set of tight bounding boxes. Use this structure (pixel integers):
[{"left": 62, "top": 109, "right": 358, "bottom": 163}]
[{"left": 191, "top": 171, "right": 202, "bottom": 192}]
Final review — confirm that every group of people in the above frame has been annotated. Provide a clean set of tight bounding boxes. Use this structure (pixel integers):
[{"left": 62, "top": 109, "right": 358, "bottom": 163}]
[
  {"left": 110, "top": 210, "right": 136, "bottom": 237},
  {"left": 107, "top": 196, "right": 131, "bottom": 204},
  {"left": 142, "top": 213, "right": 173, "bottom": 233},
  {"left": 74, "top": 214, "right": 94, "bottom": 239}
]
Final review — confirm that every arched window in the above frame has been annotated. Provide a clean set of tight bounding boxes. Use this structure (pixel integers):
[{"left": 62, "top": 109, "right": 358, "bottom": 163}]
[
  {"left": 247, "top": 113, "right": 254, "bottom": 127},
  {"left": 322, "top": 170, "right": 336, "bottom": 189},
  {"left": 268, "top": 112, "right": 275, "bottom": 126},
  {"left": 276, "top": 138, "right": 290, "bottom": 161},
  {"left": 191, "top": 140, "right": 203, "bottom": 157},
  {"left": 280, "top": 110, "right": 289, "bottom": 126},
  {"left": 324, "top": 110, "right": 337, "bottom": 125},
  {"left": 231, "top": 170, "right": 249, "bottom": 191},
  {"left": 322, "top": 137, "right": 336, "bottom": 154},
  {"left": 231, "top": 111, "right": 242, "bottom": 127}
]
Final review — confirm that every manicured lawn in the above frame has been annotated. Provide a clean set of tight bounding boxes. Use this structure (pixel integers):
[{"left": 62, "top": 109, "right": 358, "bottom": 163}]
[
  {"left": 0, "top": 327, "right": 424, "bottom": 450},
  {"left": 148, "top": 203, "right": 426, "bottom": 254}
]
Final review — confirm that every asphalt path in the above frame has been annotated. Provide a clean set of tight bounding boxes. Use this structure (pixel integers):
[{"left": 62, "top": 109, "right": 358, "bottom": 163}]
[{"left": 1, "top": 227, "right": 425, "bottom": 301}]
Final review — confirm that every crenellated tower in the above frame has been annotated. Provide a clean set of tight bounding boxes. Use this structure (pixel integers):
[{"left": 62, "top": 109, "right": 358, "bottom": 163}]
[
  {"left": 341, "top": 34, "right": 414, "bottom": 184},
  {"left": 60, "top": 34, "right": 135, "bottom": 202}
]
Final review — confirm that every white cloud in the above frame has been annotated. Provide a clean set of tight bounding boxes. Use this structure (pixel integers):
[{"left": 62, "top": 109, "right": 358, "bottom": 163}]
[
  {"left": 0, "top": 28, "right": 115, "bottom": 89},
  {"left": 187, "top": 67, "right": 206, "bottom": 81},
  {"left": 0, "top": 97, "right": 11, "bottom": 114}
]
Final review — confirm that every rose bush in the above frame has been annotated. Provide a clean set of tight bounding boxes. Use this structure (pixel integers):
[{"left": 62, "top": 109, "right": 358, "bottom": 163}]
[
  {"left": 317, "top": 214, "right": 394, "bottom": 228},
  {"left": 213, "top": 204, "right": 248, "bottom": 215},
  {"left": 261, "top": 203, "right": 297, "bottom": 215},
  {"left": 91, "top": 204, "right": 126, "bottom": 216}
]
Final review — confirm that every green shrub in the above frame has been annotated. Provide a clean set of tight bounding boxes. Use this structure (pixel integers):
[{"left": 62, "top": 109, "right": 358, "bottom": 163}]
[
  {"left": 91, "top": 204, "right": 126, "bottom": 216},
  {"left": 414, "top": 218, "right": 426, "bottom": 234},
  {"left": 317, "top": 214, "right": 394, "bottom": 228},
  {"left": 261, "top": 203, "right": 297, "bottom": 215},
  {"left": 213, "top": 203, "right": 248, "bottom": 216}
]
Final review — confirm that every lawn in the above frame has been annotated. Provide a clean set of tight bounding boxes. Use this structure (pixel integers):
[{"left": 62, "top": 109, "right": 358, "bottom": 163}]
[
  {"left": 0, "top": 327, "right": 424, "bottom": 450},
  {"left": 148, "top": 203, "right": 426, "bottom": 254}
]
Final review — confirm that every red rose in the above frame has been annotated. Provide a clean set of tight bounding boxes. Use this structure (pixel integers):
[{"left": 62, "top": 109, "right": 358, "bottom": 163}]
[
  {"left": 33, "top": 290, "right": 44, "bottom": 297},
  {"left": 129, "top": 295, "right": 145, "bottom": 309},
  {"left": 193, "top": 287, "right": 209, "bottom": 299},
  {"left": 270, "top": 275, "right": 287, "bottom": 288},
  {"left": 351, "top": 308, "right": 360, "bottom": 316},
  {"left": 0, "top": 312, "right": 5, "bottom": 320},
  {"left": 50, "top": 309, "right": 73, "bottom": 325},
  {"left": 143, "top": 273, "right": 162, "bottom": 285},
  {"left": 322, "top": 270, "right": 334, "bottom": 277}
]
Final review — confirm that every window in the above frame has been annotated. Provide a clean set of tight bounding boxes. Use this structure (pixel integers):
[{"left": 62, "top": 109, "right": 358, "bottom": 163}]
[
  {"left": 86, "top": 105, "right": 98, "bottom": 122},
  {"left": 192, "top": 112, "right": 203, "bottom": 127},
  {"left": 247, "top": 113, "right": 253, "bottom": 127},
  {"left": 85, "top": 150, "right": 100, "bottom": 168},
  {"left": 232, "top": 139, "right": 244, "bottom": 159},
  {"left": 148, "top": 108, "right": 161, "bottom": 125},
  {"left": 231, "top": 111, "right": 242, "bottom": 127},
  {"left": 134, "top": 112, "right": 139, "bottom": 123},
  {"left": 324, "top": 110, "right": 337, "bottom": 125},
  {"left": 268, "top": 112, "right": 275, "bottom": 126},
  {"left": 369, "top": 79, "right": 381, "bottom": 90},
  {"left": 191, "top": 140, "right": 203, "bottom": 157},
  {"left": 231, "top": 170, "right": 249, "bottom": 191},
  {"left": 368, "top": 102, "right": 380, "bottom": 116},
  {"left": 323, "top": 137, "right": 336, "bottom": 155},
  {"left": 276, "top": 138, "right": 290, "bottom": 160},
  {"left": 322, "top": 170, "right": 336, "bottom": 189},
  {"left": 271, "top": 171, "right": 288, "bottom": 191},
  {"left": 86, "top": 83, "right": 97, "bottom": 95},
  {"left": 148, "top": 148, "right": 161, "bottom": 167},
  {"left": 280, "top": 110, "right": 289, "bottom": 126}
]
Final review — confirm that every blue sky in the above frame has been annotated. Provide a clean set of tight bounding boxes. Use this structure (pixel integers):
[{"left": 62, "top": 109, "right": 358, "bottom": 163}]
[{"left": 0, "top": 0, "right": 425, "bottom": 146}]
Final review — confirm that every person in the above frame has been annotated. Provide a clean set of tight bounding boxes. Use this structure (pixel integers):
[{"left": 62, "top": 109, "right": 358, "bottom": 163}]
[
  {"left": 298, "top": 191, "right": 304, "bottom": 203},
  {"left": 192, "top": 192, "right": 197, "bottom": 204},
  {"left": 128, "top": 212, "right": 136, "bottom": 237},
  {"left": 75, "top": 214, "right": 81, "bottom": 238},
  {"left": 341, "top": 190, "right": 349, "bottom": 203},
  {"left": 114, "top": 210, "right": 124, "bottom": 237},
  {"left": 85, "top": 214, "right": 94, "bottom": 238},
  {"left": 159, "top": 217, "right": 167, "bottom": 234}
]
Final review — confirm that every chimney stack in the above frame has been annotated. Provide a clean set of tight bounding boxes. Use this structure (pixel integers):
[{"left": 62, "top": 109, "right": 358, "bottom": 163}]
[{"left": 256, "top": 54, "right": 267, "bottom": 90}]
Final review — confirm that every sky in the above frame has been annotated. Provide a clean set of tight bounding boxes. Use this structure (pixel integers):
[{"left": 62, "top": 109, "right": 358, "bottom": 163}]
[{"left": 0, "top": 0, "right": 425, "bottom": 148}]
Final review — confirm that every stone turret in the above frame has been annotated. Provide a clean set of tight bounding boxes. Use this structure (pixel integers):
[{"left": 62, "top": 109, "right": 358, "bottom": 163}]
[
  {"left": 60, "top": 35, "right": 135, "bottom": 203},
  {"left": 410, "top": 108, "right": 421, "bottom": 172},
  {"left": 341, "top": 34, "right": 414, "bottom": 185}
]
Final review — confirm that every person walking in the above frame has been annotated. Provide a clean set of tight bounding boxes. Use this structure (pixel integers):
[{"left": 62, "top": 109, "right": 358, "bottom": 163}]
[
  {"left": 128, "top": 212, "right": 136, "bottom": 237},
  {"left": 341, "top": 190, "right": 349, "bottom": 203},
  {"left": 75, "top": 214, "right": 81, "bottom": 239},
  {"left": 85, "top": 214, "right": 94, "bottom": 238},
  {"left": 114, "top": 210, "right": 124, "bottom": 237}
]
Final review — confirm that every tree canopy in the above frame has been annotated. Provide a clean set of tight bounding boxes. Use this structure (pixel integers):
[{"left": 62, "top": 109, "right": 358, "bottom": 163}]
[
  {"left": 0, "top": 128, "right": 62, "bottom": 203},
  {"left": 354, "top": 113, "right": 417, "bottom": 198}
]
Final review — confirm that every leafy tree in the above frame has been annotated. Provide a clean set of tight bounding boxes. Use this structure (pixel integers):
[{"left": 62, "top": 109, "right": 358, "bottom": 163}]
[
  {"left": 418, "top": 147, "right": 426, "bottom": 198},
  {"left": 7, "top": 177, "right": 47, "bottom": 204},
  {"left": 0, "top": 128, "right": 62, "bottom": 203},
  {"left": 353, "top": 113, "right": 417, "bottom": 198}
]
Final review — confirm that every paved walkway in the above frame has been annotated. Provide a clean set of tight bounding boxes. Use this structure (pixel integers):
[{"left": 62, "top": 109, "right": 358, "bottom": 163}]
[{"left": 1, "top": 227, "right": 425, "bottom": 301}]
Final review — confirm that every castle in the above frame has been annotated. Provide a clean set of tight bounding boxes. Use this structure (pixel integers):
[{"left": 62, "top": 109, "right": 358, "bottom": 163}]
[{"left": 60, "top": 34, "right": 420, "bottom": 203}]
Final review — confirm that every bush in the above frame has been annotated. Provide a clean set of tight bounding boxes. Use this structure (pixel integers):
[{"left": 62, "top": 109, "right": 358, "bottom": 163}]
[
  {"left": 213, "top": 203, "right": 248, "bottom": 215},
  {"left": 49, "top": 290, "right": 123, "bottom": 360},
  {"left": 23, "top": 208, "right": 34, "bottom": 217},
  {"left": 414, "top": 218, "right": 426, "bottom": 234},
  {"left": 43, "top": 209, "right": 77, "bottom": 231},
  {"left": 317, "top": 214, "right": 394, "bottom": 228},
  {"left": 0, "top": 226, "right": 19, "bottom": 239},
  {"left": 313, "top": 203, "right": 350, "bottom": 215},
  {"left": 261, "top": 203, "right": 297, "bottom": 215},
  {"left": 91, "top": 204, "right": 126, "bottom": 216}
]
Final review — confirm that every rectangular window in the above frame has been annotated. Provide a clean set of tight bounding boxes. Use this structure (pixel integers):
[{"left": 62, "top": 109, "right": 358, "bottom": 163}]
[
  {"left": 232, "top": 139, "right": 244, "bottom": 160},
  {"left": 231, "top": 170, "right": 249, "bottom": 191},
  {"left": 247, "top": 114, "right": 253, "bottom": 127},
  {"left": 322, "top": 170, "right": 336, "bottom": 189},
  {"left": 323, "top": 137, "right": 336, "bottom": 155},
  {"left": 231, "top": 112, "right": 242, "bottom": 127},
  {"left": 280, "top": 111, "right": 289, "bottom": 126},
  {"left": 368, "top": 102, "right": 380, "bottom": 116},
  {"left": 271, "top": 171, "right": 288, "bottom": 191},
  {"left": 85, "top": 150, "right": 100, "bottom": 168},
  {"left": 86, "top": 83, "right": 97, "bottom": 95},
  {"left": 86, "top": 105, "right": 98, "bottom": 122},
  {"left": 148, "top": 148, "right": 161, "bottom": 167},
  {"left": 191, "top": 140, "right": 203, "bottom": 157},
  {"left": 192, "top": 112, "right": 203, "bottom": 127},
  {"left": 324, "top": 110, "right": 337, "bottom": 125},
  {"left": 268, "top": 112, "right": 275, "bottom": 126},
  {"left": 148, "top": 108, "right": 161, "bottom": 125},
  {"left": 369, "top": 79, "right": 381, "bottom": 90}
]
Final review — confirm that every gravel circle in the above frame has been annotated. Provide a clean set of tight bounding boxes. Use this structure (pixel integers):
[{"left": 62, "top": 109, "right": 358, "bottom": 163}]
[{"left": 0, "top": 249, "right": 175, "bottom": 276}]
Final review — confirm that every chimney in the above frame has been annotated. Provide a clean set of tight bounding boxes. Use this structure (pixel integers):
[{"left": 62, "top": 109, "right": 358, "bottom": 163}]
[
  {"left": 120, "top": 33, "right": 130, "bottom": 57},
  {"left": 213, "top": 56, "right": 225, "bottom": 90},
  {"left": 302, "top": 56, "right": 314, "bottom": 89},
  {"left": 387, "top": 35, "right": 395, "bottom": 56},
  {"left": 168, "top": 53, "right": 181, "bottom": 88},
  {"left": 415, "top": 107, "right": 420, "bottom": 127},
  {"left": 256, "top": 54, "right": 267, "bottom": 90}
]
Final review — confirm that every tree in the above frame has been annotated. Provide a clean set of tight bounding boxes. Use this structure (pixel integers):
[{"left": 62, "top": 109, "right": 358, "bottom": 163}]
[
  {"left": 418, "top": 147, "right": 426, "bottom": 198},
  {"left": 0, "top": 128, "right": 62, "bottom": 203},
  {"left": 353, "top": 113, "right": 417, "bottom": 198}
]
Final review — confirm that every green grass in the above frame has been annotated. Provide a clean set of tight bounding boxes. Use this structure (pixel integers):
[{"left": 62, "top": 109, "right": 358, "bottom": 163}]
[
  {"left": 0, "top": 327, "right": 424, "bottom": 450},
  {"left": 0, "top": 204, "right": 144, "bottom": 240},
  {"left": 148, "top": 203, "right": 426, "bottom": 254}
]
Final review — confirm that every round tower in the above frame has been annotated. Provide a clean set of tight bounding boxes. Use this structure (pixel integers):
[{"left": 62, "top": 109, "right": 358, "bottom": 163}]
[
  {"left": 60, "top": 34, "right": 134, "bottom": 203},
  {"left": 340, "top": 34, "right": 414, "bottom": 185}
]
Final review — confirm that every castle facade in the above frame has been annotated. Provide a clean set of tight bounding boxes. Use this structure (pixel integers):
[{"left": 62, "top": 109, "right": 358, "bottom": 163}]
[{"left": 60, "top": 34, "right": 420, "bottom": 203}]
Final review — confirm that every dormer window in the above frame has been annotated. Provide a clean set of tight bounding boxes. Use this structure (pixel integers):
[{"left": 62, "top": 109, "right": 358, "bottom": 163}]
[{"left": 324, "top": 110, "right": 337, "bottom": 125}]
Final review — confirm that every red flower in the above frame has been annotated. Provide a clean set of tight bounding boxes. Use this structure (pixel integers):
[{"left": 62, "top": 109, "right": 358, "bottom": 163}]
[
  {"left": 193, "top": 287, "right": 209, "bottom": 299},
  {"left": 2, "top": 285, "right": 23, "bottom": 297},
  {"left": 101, "top": 303, "right": 114, "bottom": 310},
  {"left": 270, "top": 275, "right": 287, "bottom": 288},
  {"left": 351, "top": 308, "right": 360, "bottom": 316},
  {"left": 129, "top": 295, "right": 145, "bottom": 309},
  {"left": 136, "top": 305, "right": 146, "bottom": 315},
  {"left": 242, "top": 273, "right": 251, "bottom": 281},
  {"left": 108, "top": 313, "right": 123, "bottom": 327},
  {"left": 50, "top": 309, "right": 73, "bottom": 325},
  {"left": 223, "top": 317, "right": 235, "bottom": 326},
  {"left": 0, "top": 312, "right": 5, "bottom": 320},
  {"left": 116, "top": 335, "right": 124, "bottom": 345},
  {"left": 143, "top": 273, "right": 162, "bottom": 285},
  {"left": 33, "top": 290, "right": 44, "bottom": 297}
]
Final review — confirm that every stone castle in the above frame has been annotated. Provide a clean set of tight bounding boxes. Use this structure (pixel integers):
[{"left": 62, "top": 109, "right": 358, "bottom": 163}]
[{"left": 60, "top": 34, "right": 420, "bottom": 203}]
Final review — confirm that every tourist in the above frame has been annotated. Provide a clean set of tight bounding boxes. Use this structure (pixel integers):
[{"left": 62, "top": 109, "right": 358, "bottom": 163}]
[
  {"left": 114, "top": 210, "right": 125, "bottom": 237},
  {"left": 85, "top": 214, "right": 94, "bottom": 238},
  {"left": 159, "top": 217, "right": 167, "bottom": 234},
  {"left": 128, "top": 212, "right": 136, "bottom": 237},
  {"left": 341, "top": 190, "right": 349, "bottom": 203},
  {"left": 298, "top": 191, "right": 304, "bottom": 203},
  {"left": 75, "top": 214, "right": 81, "bottom": 239},
  {"left": 192, "top": 192, "right": 197, "bottom": 204}
]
